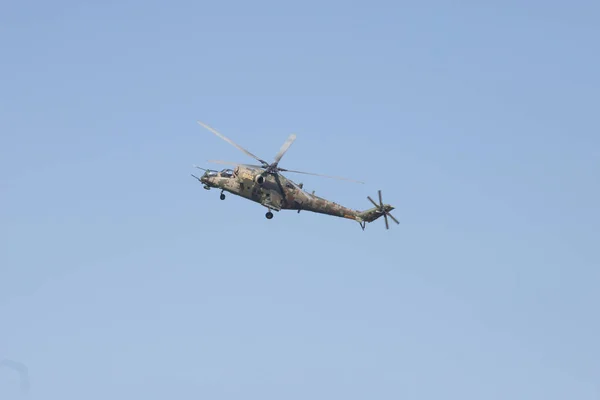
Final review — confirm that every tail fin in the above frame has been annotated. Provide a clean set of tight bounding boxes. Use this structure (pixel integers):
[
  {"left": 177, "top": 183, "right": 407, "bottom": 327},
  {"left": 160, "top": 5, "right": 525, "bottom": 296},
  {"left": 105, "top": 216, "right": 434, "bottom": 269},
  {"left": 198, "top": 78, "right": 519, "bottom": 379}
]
[{"left": 356, "top": 190, "right": 399, "bottom": 230}]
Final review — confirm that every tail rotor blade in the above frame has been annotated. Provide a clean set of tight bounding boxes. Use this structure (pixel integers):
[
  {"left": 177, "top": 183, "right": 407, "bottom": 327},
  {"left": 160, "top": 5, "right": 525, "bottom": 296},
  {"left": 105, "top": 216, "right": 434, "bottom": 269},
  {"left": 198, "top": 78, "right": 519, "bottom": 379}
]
[
  {"left": 378, "top": 189, "right": 383, "bottom": 207},
  {"left": 384, "top": 213, "right": 389, "bottom": 229},
  {"left": 367, "top": 196, "right": 379, "bottom": 208},
  {"left": 388, "top": 212, "right": 400, "bottom": 225}
]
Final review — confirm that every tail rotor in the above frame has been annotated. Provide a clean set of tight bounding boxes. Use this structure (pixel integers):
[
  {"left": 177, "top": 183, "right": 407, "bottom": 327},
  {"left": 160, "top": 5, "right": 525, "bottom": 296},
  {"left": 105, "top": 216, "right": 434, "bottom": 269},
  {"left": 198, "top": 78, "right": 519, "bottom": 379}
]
[{"left": 367, "top": 190, "right": 399, "bottom": 230}]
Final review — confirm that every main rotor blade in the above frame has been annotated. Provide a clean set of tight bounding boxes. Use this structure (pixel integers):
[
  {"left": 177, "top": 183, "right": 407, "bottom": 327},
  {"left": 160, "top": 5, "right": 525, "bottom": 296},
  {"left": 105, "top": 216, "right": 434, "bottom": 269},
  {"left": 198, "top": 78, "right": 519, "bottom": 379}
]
[
  {"left": 278, "top": 168, "right": 364, "bottom": 184},
  {"left": 207, "top": 160, "right": 265, "bottom": 169},
  {"left": 197, "top": 121, "right": 268, "bottom": 165},
  {"left": 367, "top": 196, "right": 379, "bottom": 208},
  {"left": 272, "top": 133, "right": 296, "bottom": 165}
]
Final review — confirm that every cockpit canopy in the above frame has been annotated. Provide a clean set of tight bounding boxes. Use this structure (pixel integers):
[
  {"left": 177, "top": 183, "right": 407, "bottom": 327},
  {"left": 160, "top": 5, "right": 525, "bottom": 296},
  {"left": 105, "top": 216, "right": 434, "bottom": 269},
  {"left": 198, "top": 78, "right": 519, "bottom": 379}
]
[{"left": 219, "top": 168, "right": 234, "bottom": 177}]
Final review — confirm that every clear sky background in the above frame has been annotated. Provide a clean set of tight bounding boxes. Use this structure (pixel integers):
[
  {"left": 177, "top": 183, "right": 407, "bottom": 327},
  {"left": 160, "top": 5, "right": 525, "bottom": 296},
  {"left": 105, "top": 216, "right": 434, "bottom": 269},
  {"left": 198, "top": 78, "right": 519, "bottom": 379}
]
[{"left": 1, "top": 1, "right": 598, "bottom": 399}]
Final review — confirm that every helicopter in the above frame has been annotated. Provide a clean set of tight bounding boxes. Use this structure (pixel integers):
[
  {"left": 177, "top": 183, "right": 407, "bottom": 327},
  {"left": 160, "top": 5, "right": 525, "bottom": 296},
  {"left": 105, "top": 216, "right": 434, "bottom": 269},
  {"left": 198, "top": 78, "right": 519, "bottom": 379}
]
[{"left": 192, "top": 121, "right": 399, "bottom": 230}]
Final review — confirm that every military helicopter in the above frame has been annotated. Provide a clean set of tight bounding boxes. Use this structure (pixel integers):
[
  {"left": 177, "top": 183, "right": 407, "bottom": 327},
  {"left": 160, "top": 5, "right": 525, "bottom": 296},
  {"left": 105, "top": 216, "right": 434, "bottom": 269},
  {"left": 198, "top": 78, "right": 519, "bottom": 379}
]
[{"left": 192, "top": 121, "right": 399, "bottom": 230}]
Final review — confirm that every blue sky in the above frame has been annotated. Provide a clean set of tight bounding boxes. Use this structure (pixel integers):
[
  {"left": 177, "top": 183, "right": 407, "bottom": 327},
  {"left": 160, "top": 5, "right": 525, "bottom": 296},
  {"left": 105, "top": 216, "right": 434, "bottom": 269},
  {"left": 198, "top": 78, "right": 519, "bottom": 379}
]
[{"left": 1, "top": 1, "right": 598, "bottom": 398}]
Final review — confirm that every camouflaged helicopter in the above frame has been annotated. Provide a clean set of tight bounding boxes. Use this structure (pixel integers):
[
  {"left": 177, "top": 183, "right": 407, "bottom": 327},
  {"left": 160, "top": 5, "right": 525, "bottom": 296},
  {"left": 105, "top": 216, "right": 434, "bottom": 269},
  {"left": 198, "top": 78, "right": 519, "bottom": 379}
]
[{"left": 192, "top": 121, "right": 399, "bottom": 230}]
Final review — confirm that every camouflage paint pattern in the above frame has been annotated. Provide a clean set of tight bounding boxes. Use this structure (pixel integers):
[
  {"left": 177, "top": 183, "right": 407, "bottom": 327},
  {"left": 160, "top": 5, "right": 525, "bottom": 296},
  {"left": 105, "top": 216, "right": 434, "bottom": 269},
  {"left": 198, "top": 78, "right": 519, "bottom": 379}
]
[{"left": 198, "top": 166, "right": 393, "bottom": 226}]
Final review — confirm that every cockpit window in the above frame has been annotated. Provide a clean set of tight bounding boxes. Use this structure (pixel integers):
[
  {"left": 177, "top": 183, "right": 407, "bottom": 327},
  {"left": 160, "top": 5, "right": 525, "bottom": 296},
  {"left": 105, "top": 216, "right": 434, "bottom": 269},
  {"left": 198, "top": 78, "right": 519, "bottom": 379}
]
[
  {"left": 220, "top": 169, "right": 234, "bottom": 177},
  {"left": 206, "top": 171, "right": 218, "bottom": 177},
  {"left": 285, "top": 182, "right": 295, "bottom": 189}
]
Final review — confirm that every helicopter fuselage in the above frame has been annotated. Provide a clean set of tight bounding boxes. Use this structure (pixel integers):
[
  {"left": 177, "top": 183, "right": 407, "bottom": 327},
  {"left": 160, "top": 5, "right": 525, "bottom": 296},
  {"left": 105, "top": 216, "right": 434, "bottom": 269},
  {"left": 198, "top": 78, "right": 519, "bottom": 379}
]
[{"left": 199, "top": 165, "right": 363, "bottom": 220}]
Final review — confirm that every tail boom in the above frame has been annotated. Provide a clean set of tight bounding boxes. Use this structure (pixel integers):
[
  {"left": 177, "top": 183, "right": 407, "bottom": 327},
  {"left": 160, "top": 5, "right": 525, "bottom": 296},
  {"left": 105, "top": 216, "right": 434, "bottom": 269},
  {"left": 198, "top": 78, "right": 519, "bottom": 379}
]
[
  {"left": 357, "top": 205, "right": 395, "bottom": 223},
  {"left": 294, "top": 189, "right": 398, "bottom": 230},
  {"left": 298, "top": 196, "right": 361, "bottom": 220}
]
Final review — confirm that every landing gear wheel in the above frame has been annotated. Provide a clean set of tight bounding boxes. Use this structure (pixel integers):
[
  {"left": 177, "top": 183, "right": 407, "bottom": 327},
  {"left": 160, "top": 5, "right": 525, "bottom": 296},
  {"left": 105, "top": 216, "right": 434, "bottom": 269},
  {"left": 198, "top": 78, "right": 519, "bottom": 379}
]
[
  {"left": 265, "top": 211, "right": 273, "bottom": 219},
  {"left": 220, "top": 193, "right": 226, "bottom": 200}
]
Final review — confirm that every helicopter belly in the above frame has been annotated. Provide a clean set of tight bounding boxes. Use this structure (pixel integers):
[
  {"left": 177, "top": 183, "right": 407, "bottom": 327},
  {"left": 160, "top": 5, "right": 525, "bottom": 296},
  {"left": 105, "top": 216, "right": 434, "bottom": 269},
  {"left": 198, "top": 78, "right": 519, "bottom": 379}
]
[{"left": 256, "top": 189, "right": 282, "bottom": 211}]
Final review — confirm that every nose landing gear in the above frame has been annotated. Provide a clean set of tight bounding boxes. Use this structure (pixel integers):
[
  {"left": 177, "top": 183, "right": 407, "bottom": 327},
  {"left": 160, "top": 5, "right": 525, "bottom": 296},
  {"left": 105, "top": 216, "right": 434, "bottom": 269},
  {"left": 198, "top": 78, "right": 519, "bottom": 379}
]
[{"left": 220, "top": 190, "right": 226, "bottom": 200}]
